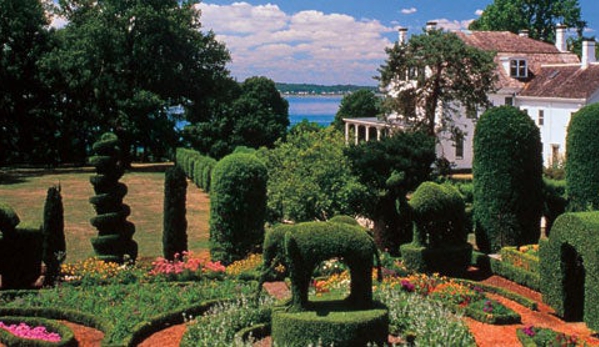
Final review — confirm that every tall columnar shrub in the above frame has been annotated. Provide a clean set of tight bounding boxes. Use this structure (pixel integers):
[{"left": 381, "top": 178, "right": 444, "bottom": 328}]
[
  {"left": 163, "top": 165, "right": 188, "bottom": 260},
  {"left": 209, "top": 153, "right": 267, "bottom": 264},
  {"left": 566, "top": 103, "right": 599, "bottom": 211},
  {"left": 89, "top": 132, "right": 137, "bottom": 263},
  {"left": 473, "top": 106, "right": 543, "bottom": 253},
  {"left": 42, "top": 185, "right": 66, "bottom": 286}
]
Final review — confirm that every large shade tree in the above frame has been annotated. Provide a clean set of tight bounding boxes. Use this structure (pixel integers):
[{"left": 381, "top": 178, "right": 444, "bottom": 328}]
[
  {"left": 378, "top": 29, "right": 497, "bottom": 137},
  {"left": 332, "top": 89, "right": 380, "bottom": 132}
]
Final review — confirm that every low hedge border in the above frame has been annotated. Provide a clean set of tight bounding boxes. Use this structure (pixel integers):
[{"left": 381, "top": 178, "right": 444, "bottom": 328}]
[
  {"left": 233, "top": 323, "right": 270, "bottom": 345},
  {"left": 489, "top": 257, "right": 541, "bottom": 292},
  {"left": 463, "top": 303, "right": 521, "bottom": 325},
  {"left": 0, "top": 316, "right": 76, "bottom": 347},
  {"left": 500, "top": 246, "right": 539, "bottom": 274},
  {"left": 456, "top": 279, "right": 538, "bottom": 311},
  {"left": 516, "top": 326, "right": 577, "bottom": 346},
  {"left": 0, "top": 307, "right": 110, "bottom": 333}
]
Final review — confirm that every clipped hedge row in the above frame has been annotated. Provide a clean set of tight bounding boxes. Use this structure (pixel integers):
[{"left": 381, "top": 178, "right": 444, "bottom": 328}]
[
  {"left": 500, "top": 246, "right": 539, "bottom": 274},
  {"left": 175, "top": 148, "right": 217, "bottom": 192},
  {"left": 0, "top": 316, "right": 76, "bottom": 347},
  {"left": 400, "top": 243, "right": 472, "bottom": 278},
  {"left": 489, "top": 258, "right": 541, "bottom": 292},
  {"left": 457, "top": 279, "right": 538, "bottom": 311}
]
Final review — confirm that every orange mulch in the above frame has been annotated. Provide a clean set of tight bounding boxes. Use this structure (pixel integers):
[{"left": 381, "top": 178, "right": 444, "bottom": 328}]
[{"left": 61, "top": 321, "right": 104, "bottom": 347}]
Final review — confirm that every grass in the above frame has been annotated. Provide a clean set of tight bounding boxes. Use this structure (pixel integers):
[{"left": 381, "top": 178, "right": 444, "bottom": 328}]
[{"left": 0, "top": 164, "right": 210, "bottom": 262}]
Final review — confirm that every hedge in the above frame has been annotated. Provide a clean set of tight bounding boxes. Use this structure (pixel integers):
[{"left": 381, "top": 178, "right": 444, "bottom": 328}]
[
  {"left": 540, "top": 212, "right": 599, "bottom": 331},
  {"left": 489, "top": 258, "right": 541, "bottom": 292},
  {"left": 565, "top": 103, "right": 599, "bottom": 211},
  {"left": 542, "top": 178, "right": 567, "bottom": 235},
  {"left": 400, "top": 243, "right": 472, "bottom": 278},
  {"left": 456, "top": 279, "right": 538, "bottom": 311},
  {"left": 175, "top": 148, "right": 216, "bottom": 192},
  {"left": 0, "top": 316, "right": 76, "bottom": 347},
  {"left": 473, "top": 106, "right": 543, "bottom": 253},
  {"left": 162, "top": 165, "right": 188, "bottom": 260}
]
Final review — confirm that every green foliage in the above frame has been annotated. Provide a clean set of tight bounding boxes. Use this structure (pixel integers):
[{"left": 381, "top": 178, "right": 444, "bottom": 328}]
[
  {"left": 469, "top": 0, "right": 587, "bottom": 44},
  {"left": 540, "top": 212, "right": 599, "bottom": 331},
  {"left": 88, "top": 132, "right": 137, "bottom": 263},
  {"left": 489, "top": 257, "right": 541, "bottom": 292},
  {"left": 0, "top": 222, "right": 43, "bottom": 289},
  {"left": 328, "top": 215, "right": 359, "bottom": 226},
  {"left": 42, "top": 185, "right": 66, "bottom": 286},
  {"left": 517, "top": 326, "right": 578, "bottom": 347},
  {"left": 566, "top": 103, "right": 599, "bottom": 211},
  {"left": 400, "top": 243, "right": 473, "bottom": 277},
  {"left": 271, "top": 302, "right": 389, "bottom": 347},
  {"left": 543, "top": 178, "right": 567, "bottom": 235},
  {"left": 378, "top": 29, "right": 497, "bottom": 135},
  {"left": 176, "top": 148, "right": 217, "bottom": 191},
  {"left": 258, "top": 126, "right": 366, "bottom": 223},
  {"left": 473, "top": 106, "right": 543, "bottom": 253},
  {"left": 332, "top": 89, "right": 380, "bottom": 131},
  {"left": 345, "top": 131, "right": 436, "bottom": 253},
  {"left": 465, "top": 299, "right": 521, "bottom": 324},
  {"left": 163, "top": 165, "right": 188, "bottom": 260},
  {"left": 0, "top": 202, "right": 20, "bottom": 233},
  {"left": 0, "top": 316, "right": 76, "bottom": 347},
  {"left": 209, "top": 153, "right": 267, "bottom": 264}
]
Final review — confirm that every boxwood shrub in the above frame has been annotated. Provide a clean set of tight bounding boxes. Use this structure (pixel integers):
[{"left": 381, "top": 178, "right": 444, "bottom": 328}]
[{"left": 473, "top": 106, "right": 543, "bottom": 253}]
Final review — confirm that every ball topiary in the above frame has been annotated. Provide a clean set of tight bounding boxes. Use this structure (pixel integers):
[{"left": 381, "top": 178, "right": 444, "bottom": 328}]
[
  {"left": 88, "top": 132, "right": 137, "bottom": 263},
  {"left": 566, "top": 103, "right": 599, "bottom": 211},
  {"left": 209, "top": 152, "right": 267, "bottom": 264},
  {"left": 473, "top": 106, "right": 543, "bottom": 253}
]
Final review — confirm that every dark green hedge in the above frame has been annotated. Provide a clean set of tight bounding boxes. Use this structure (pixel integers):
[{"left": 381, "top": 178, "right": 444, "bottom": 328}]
[
  {"left": 328, "top": 215, "right": 359, "bottom": 226},
  {"left": 0, "top": 316, "right": 76, "bottom": 347},
  {"left": 540, "top": 212, "right": 599, "bottom": 331},
  {"left": 0, "top": 202, "right": 20, "bottom": 232},
  {"left": 175, "top": 148, "right": 217, "bottom": 192},
  {"left": 42, "top": 185, "right": 66, "bottom": 286},
  {"left": 473, "top": 106, "right": 543, "bottom": 253},
  {"left": 271, "top": 301, "right": 388, "bottom": 347},
  {"left": 566, "top": 103, "right": 599, "bottom": 211},
  {"left": 400, "top": 243, "right": 472, "bottom": 277},
  {"left": 209, "top": 153, "right": 267, "bottom": 264},
  {"left": 489, "top": 257, "right": 541, "bottom": 292},
  {"left": 500, "top": 246, "right": 539, "bottom": 274},
  {"left": 0, "top": 223, "right": 43, "bottom": 289},
  {"left": 162, "top": 165, "right": 188, "bottom": 260},
  {"left": 463, "top": 301, "right": 521, "bottom": 325},
  {"left": 542, "top": 178, "right": 567, "bottom": 235}
]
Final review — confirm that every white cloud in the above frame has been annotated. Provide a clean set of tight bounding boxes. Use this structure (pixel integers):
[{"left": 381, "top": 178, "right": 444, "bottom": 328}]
[
  {"left": 433, "top": 18, "right": 474, "bottom": 31},
  {"left": 196, "top": 2, "right": 393, "bottom": 85},
  {"left": 401, "top": 8, "right": 417, "bottom": 15},
  {"left": 475, "top": 9, "right": 484, "bottom": 16}
]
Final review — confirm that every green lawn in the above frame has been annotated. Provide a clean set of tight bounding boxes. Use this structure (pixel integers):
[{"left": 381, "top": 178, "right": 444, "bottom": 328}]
[{"left": 0, "top": 165, "right": 210, "bottom": 262}]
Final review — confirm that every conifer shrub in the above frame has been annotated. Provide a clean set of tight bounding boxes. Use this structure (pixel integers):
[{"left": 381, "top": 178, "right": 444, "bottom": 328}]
[
  {"left": 473, "top": 106, "right": 543, "bottom": 253},
  {"left": 42, "top": 185, "right": 66, "bottom": 286},
  {"left": 1, "top": 222, "right": 43, "bottom": 289},
  {"left": 209, "top": 153, "right": 267, "bottom": 264},
  {"left": 163, "top": 165, "right": 188, "bottom": 260},
  {"left": 566, "top": 103, "right": 599, "bottom": 211},
  {"left": 89, "top": 132, "right": 137, "bottom": 263}
]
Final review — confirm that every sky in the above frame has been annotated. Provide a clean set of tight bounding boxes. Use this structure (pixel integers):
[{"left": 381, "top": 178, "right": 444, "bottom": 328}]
[{"left": 194, "top": 0, "right": 599, "bottom": 86}]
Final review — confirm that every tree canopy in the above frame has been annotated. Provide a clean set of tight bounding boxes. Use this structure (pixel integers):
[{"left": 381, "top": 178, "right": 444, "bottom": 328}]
[
  {"left": 332, "top": 89, "right": 380, "bottom": 132},
  {"left": 378, "top": 29, "right": 497, "bottom": 137},
  {"left": 469, "top": 0, "right": 587, "bottom": 43}
]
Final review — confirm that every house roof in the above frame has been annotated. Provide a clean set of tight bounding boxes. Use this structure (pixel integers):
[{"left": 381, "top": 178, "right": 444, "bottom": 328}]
[
  {"left": 520, "top": 64, "right": 599, "bottom": 99},
  {"left": 454, "top": 31, "right": 581, "bottom": 93}
]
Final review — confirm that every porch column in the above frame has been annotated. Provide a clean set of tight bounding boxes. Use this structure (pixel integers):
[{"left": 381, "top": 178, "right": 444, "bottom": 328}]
[
  {"left": 377, "top": 127, "right": 382, "bottom": 141},
  {"left": 354, "top": 124, "right": 359, "bottom": 145},
  {"left": 365, "top": 126, "right": 371, "bottom": 142},
  {"left": 344, "top": 122, "right": 350, "bottom": 145}
]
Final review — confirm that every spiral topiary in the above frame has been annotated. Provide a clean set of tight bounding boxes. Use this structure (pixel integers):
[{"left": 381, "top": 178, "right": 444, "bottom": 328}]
[{"left": 89, "top": 132, "right": 137, "bottom": 263}]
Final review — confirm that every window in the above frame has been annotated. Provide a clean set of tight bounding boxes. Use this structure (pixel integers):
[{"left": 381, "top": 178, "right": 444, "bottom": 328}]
[
  {"left": 538, "top": 110, "right": 545, "bottom": 126},
  {"left": 510, "top": 59, "right": 528, "bottom": 78},
  {"left": 505, "top": 97, "right": 514, "bottom": 106},
  {"left": 455, "top": 134, "right": 464, "bottom": 160}
]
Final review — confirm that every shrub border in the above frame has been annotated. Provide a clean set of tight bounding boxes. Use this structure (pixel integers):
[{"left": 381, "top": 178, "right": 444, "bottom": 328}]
[
  {"left": 489, "top": 257, "right": 541, "bottom": 292},
  {"left": 456, "top": 279, "right": 538, "bottom": 311}
]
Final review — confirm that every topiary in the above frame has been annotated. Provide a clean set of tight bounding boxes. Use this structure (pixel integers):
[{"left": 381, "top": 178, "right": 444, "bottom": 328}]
[
  {"left": 88, "top": 132, "right": 137, "bottom": 263},
  {"left": 42, "top": 185, "right": 66, "bottom": 286},
  {"left": 1, "top": 222, "right": 43, "bottom": 289},
  {"left": 209, "top": 152, "right": 267, "bottom": 264},
  {"left": 0, "top": 202, "right": 19, "bottom": 234},
  {"left": 473, "top": 106, "right": 543, "bottom": 253},
  {"left": 163, "top": 165, "right": 188, "bottom": 260},
  {"left": 328, "top": 215, "right": 359, "bottom": 226},
  {"left": 566, "top": 103, "right": 599, "bottom": 211}
]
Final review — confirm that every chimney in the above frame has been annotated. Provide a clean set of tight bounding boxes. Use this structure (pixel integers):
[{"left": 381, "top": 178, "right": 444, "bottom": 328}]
[
  {"left": 555, "top": 24, "right": 567, "bottom": 52},
  {"left": 426, "top": 21, "right": 437, "bottom": 32},
  {"left": 519, "top": 29, "right": 529, "bottom": 37},
  {"left": 398, "top": 27, "right": 408, "bottom": 45},
  {"left": 582, "top": 39, "right": 596, "bottom": 68}
]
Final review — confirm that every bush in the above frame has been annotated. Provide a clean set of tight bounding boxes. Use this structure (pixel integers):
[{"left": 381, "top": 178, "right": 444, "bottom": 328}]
[
  {"left": 209, "top": 153, "right": 267, "bottom": 264},
  {"left": 489, "top": 258, "right": 541, "bottom": 292},
  {"left": 42, "top": 185, "right": 66, "bottom": 286},
  {"left": 540, "top": 212, "right": 599, "bottom": 331},
  {"left": 400, "top": 243, "right": 472, "bottom": 277},
  {"left": 566, "top": 103, "right": 599, "bottom": 211},
  {"left": 0, "top": 202, "right": 20, "bottom": 233},
  {"left": 473, "top": 106, "right": 543, "bottom": 253},
  {"left": 163, "top": 165, "right": 188, "bottom": 260},
  {"left": 175, "top": 148, "right": 217, "bottom": 192},
  {"left": 88, "top": 132, "right": 137, "bottom": 263},
  {"left": 543, "top": 178, "right": 567, "bottom": 235},
  {"left": 1, "top": 222, "right": 43, "bottom": 289},
  {"left": 328, "top": 215, "right": 359, "bottom": 226}
]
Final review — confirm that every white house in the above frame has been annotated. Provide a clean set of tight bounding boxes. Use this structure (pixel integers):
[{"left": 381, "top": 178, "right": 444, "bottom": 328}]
[{"left": 344, "top": 23, "right": 599, "bottom": 169}]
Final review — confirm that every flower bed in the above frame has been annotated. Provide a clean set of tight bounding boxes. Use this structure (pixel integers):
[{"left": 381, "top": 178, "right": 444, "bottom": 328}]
[
  {"left": 0, "top": 317, "right": 76, "bottom": 347},
  {"left": 517, "top": 325, "right": 578, "bottom": 346}
]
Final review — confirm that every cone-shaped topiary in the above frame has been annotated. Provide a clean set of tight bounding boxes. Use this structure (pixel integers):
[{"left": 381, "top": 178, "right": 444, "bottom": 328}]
[
  {"left": 163, "top": 165, "right": 188, "bottom": 260},
  {"left": 89, "top": 132, "right": 137, "bottom": 263},
  {"left": 566, "top": 103, "right": 599, "bottom": 211},
  {"left": 42, "top": 185, "right": 66, "bottom": 286}
]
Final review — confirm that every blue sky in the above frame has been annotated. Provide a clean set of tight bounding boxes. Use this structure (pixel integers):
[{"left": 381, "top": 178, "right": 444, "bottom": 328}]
[{"left": 196, "top": 1, "right": 599, "bottom": 85}]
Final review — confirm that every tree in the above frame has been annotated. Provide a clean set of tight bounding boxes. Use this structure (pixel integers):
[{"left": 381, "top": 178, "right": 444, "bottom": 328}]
[
  {"left": 0, "top": 0, "right": 56, "bottom": 164},
  {"left": 345, "top": 131, "right": 436, "bottom": 254},
  {"left": 332, "top": 89, "right": 380, "bottom": 132},
  {"left": 378, "top": 29, "right": 497, "bottom": 137},
  {"left": 42, "top": 0, "right": 231, "bottom": 164},
  {"left": 42, "top": 185, "right": 66, "bottom": 286},
  {"left": 184, "top": 76, "right": 289, "bottom": 159},
  {"left": 163, "top": 165, "right": 188, "bottom": 260},
  {"left": 258, "top": 125, "right": 366, "bottom": 223},
  {"left": 469, "top": 0, "right": 587, "bottom": 43},
  {"left": 473, "top": 106, "right": 543, "bottom": 253}
]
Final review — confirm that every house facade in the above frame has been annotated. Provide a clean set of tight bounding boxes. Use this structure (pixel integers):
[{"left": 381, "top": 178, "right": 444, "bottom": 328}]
[{"left": 344, "top": 24, "right": 599, "bottom": 169}]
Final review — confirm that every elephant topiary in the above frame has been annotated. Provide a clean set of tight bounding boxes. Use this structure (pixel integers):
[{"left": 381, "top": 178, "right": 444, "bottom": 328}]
[{"left": 257, "top": 220, "right": 382, "bottom": 312}]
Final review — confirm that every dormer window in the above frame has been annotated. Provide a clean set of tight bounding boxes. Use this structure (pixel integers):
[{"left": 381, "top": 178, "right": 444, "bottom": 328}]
[{"left": 510, "top": 59, "right": 528, "bottom": 78}]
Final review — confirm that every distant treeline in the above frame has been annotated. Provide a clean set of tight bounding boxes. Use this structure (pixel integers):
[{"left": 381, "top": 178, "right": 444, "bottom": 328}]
[{"left": 276, "top": 83, "right": 378, "bottom": 95}]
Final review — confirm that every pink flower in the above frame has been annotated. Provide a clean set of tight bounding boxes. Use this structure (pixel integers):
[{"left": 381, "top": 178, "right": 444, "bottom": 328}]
[{"left": 0, "top": 321, "right": 61, "bottom": 342}]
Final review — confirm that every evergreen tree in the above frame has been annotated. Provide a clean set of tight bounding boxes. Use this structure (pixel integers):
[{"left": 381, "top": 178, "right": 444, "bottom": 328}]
[
  {"left": 163, "top": 165, "right": 188, "bottom": 260},
  {"left": 42, "top": 185, "right": 66, "bottom": 286}
]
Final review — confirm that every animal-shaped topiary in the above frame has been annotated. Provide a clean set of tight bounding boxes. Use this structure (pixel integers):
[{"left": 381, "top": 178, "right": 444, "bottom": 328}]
[
  {"left": 89, "top": 132, "right": 137, "bottom": 263},
  {"left": 258, "top": 220, "right": 382, "bottom": 312}
]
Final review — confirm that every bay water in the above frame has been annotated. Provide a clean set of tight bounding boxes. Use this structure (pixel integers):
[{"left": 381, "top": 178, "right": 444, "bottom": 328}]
[{"left": 285, "top": 95, "right": 341, "bottom": 127}]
